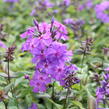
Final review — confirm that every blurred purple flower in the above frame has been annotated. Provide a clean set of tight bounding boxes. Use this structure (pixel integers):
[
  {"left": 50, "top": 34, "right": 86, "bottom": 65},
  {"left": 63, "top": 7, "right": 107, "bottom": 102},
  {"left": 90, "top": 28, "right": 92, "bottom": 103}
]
[
  {"left": 86, "top": 0, "right": 93, "bottom": 9},
  {"left": 28, "top": 103, "right": 38, "bottom": 109},
  {"left": 24, "top": 74, "right": 30, "bottom": 80},
  {"left": 95, "top": 1, "right": 109, "bottom": 23},
  {"left": 63, "top": 0, "right": 71, "bottom": 6},
  {"left": 0, "top": 41, "right": 7, "bottom": 48},
  {"left": 78, "top": 0, "right": 93, "bottom": 11},
  {"left": 104, "top": 67, "right": 109, "bottom": 72},
  {"left": 78, "top": 4, "right": 85, "bottom": 11},
  {"left": 64, "top": 18, "right": 74, "bottom": 25},
  {"left": 97, "top": 108, "right": 109, "bottom": 109},
  {"left": 43, "top": 0, "right": 54, "bottom": 8},
  {"left": 53, "top": 10, "right": 59, "bottom": 14},
  {"left": 3, "top": 0, "right": 19, "bottom": 3},
  {"left": 30, "top": 9, "right": 36, "bottom": 16}
]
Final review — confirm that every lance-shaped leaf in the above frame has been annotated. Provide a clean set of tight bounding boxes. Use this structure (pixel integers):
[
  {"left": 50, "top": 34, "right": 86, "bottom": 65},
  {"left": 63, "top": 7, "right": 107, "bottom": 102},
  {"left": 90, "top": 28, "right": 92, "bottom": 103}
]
[{"left": 87, "top": 89, "right": 97, "bottom": 109}]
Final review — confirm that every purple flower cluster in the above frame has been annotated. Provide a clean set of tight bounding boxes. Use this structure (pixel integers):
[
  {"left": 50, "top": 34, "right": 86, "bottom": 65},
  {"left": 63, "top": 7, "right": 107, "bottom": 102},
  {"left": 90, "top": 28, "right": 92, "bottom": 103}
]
[
  {"left": 95, "top": 1, "right": 109, "bottom": 23},
  {"left": 3, "top": 0, "right": 19, "bottom": 3},
  {"left": 96, "top": 69, "right": 109, "bottom": 107},
  {"left": 20, "top": 19, "right": 79, "bottom": 93}
]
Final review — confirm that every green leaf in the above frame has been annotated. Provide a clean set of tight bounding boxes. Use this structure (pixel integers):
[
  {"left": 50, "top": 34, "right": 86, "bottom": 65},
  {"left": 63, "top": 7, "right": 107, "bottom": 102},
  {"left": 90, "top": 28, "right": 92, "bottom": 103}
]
[
  {"left": 87, "top": 91, "right": 96, "bottom": 109},
  {"left": 25, "top": 94, "right": 32, "bottom": 106},
  {"left": 44, "top": 98, "right": 63, "bottom": 109},
  {"left": 0, "top": 102, "right": 5, "bottom": 109},
  {"left": 36, "top": 93, "right": 50, "bottom": 98},
  {"left": 14, "top": 77, "right": 24, "bottom": 87},
  {"left": 4, "top": 82, "right": 14, "bottom": 93},
  {"left": 72, "top": 84, "right": 80, "bottom": 90},
  {"left": 8, "top": 106, "right": 18, "bottom": 109},
  {"left": 8, "top": 98, "right": 18, "bottom": 109},
  {"left": 72, "top": 101, "right": 85, "bottom": 109}
]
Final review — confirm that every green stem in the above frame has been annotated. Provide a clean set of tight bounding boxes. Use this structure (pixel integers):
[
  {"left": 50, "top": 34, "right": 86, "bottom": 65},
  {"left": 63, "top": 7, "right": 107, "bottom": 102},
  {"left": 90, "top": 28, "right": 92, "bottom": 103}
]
[
  {"left": 51, "top": 82, "right": 55, "bottom": 109},
  {"left": 81, "top": 52, "right": 86, "bottom": 69},
  {"left": 7, "top": 60, "right": 15, "bottom": 99},
  {"left": 3, "top": 101, "right": 8, "bottom": 109},
  {"left": 63, "top": 88, "right": 69, "bottom": 109},
  {"left": 7, "top": 60, "right": 10, "bottom": 83}
]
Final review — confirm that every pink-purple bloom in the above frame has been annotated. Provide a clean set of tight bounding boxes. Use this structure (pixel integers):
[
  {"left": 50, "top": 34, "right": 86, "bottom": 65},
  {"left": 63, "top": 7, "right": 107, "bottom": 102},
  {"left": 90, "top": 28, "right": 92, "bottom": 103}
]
[
  {"left": 30, "top": 71, "right": 51, "bottom": 92},
  {"left": 95, "top": 1, "right": 109, "bottom": 23},
  {"left": 20, "top": 19, "right": 79, "bottom": 93}
]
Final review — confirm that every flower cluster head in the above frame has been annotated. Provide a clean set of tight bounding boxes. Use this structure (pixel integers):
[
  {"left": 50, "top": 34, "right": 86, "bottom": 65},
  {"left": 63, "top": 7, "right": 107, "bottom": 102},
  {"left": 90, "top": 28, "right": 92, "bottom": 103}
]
[
  {"left": 20, "top": 18, "right": 79, "bottom": 93},
  {"left": 4, "top": 45, "right": 16, "bottom": 62},
  {"left": 95, "top": 1, "right": 109, "bottom": 23},
  {"left": 96, "top": 69, "right": 109, "bottom": 107},
  {"left": 3, "top": 0, "right": 19, "bottom": 3}
]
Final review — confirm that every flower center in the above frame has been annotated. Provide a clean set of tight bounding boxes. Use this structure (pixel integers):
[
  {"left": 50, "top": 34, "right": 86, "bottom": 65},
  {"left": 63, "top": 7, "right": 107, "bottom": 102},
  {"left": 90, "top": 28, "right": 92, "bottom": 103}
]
[
  {"left": 39, "top": 77, "right": 44, "bottom": 80},
  {"left": 36, "top": 82, "right": 40, "bottom": 86}
]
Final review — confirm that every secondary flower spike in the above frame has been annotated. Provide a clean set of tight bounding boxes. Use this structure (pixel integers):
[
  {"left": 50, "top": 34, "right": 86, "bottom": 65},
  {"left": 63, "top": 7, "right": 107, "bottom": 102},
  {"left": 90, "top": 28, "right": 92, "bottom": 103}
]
[{"left": 96, "top": 72, "right": 109, "bottom": 107}]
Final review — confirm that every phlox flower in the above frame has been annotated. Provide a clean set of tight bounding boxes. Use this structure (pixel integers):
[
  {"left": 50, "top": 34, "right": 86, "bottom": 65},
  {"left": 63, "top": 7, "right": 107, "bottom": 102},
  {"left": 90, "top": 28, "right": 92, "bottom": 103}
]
[
  {"left": 20, "top": 19, "right": 79, "bottom": 93},
  {"left": 30, "top": 71, "right": 51, "bottom": 93}
]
